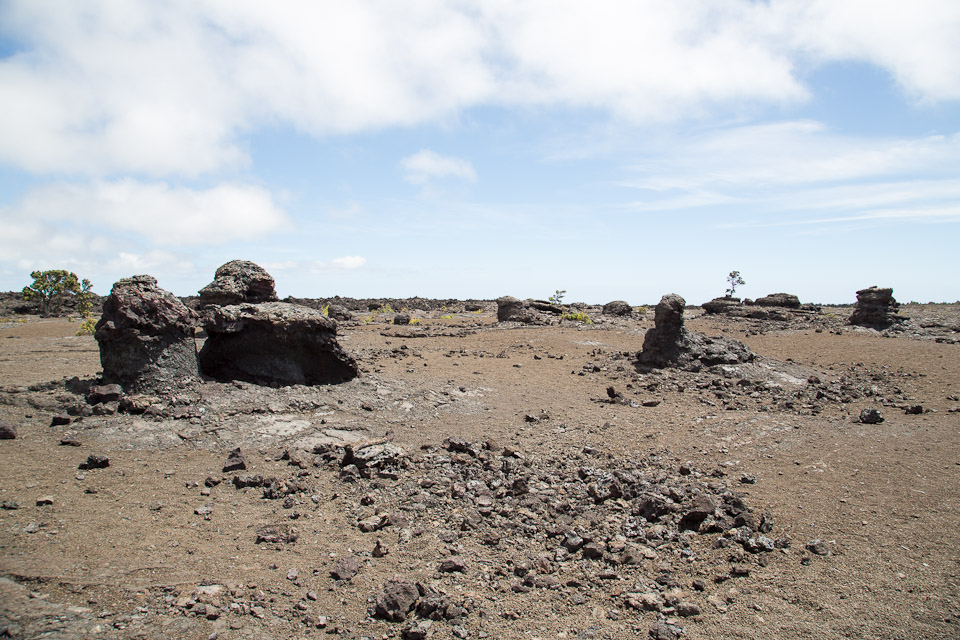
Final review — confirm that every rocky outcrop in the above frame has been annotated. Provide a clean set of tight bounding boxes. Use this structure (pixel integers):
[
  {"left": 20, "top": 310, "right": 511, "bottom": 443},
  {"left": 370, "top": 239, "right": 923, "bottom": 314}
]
[
  {"left": 755, "top": 293, "right": 801, "bottom": 309},
  {"left": 849, "top": 287, "right": 902, "bottom": 329},
  {"left": 199, "top": 302, "right": 358, "bottom": 386},
  {"left": 639, "top": 294, "right": 754, "bottom": 370},
  {"left": 702, "top": 297, "right": 741, "bottom": 315},
  {"left": 602, "top": 300, "right": 633, "bottom": 316},
  {"left": 198, "top": 260, "right": 278, "bottom": 307},
  {"left": 496, "top": 297, "right": 541, "bottom": 324},
  {"left": 95, "top": 275, "right": 199, "bottom": 392}
]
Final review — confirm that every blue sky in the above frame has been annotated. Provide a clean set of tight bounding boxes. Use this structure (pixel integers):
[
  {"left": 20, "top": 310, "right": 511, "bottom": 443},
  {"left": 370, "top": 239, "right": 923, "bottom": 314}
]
[{"left": 1, "top": 1, "right": 958, "bottom": 304}]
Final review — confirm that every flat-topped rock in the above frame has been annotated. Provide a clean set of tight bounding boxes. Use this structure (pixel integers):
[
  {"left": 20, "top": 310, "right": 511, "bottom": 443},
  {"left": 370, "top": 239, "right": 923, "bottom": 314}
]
[
  {"left": 849, "top": 286, "right": 903, "bottom": 329},
  {"left": 199, "top": 302, "right": 358, "bottom": 386}
]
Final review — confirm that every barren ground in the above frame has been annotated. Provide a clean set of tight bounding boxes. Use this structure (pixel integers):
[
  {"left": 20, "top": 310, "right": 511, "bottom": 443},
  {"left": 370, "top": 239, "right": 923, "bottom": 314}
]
[{"left": 1, "top": 304, "right": 959, "bottom": 640}]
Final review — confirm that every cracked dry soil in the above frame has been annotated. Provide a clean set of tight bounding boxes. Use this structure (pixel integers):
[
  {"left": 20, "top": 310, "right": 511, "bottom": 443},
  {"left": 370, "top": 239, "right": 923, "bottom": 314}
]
[{"left": 1, "top": 306, "right": 959, "bottom": 640}]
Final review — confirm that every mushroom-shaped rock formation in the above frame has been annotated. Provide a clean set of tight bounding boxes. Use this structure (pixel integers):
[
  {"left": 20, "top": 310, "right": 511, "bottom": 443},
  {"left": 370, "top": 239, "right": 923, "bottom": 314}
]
[{"left": 638, "top": 294, "right": 754, "bottom": 371}]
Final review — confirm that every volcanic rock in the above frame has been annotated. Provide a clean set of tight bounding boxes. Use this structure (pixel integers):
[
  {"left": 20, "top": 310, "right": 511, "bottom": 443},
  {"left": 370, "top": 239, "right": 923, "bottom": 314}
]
[
  {"left": 859, "top": 408, "right": 884, "bottom": 424},
  {"left": 79, "top": 454, "right": 110, "bottom": 470},
  {"left": 496, "top": 296, "right": 541, "bottom": 324},
  {"left": 849, "top": 286, "right": 903, "bottom": 329},
  {"left": 639, "top": 294, "right": 754, "bottom": 370},
  {"left": 94, "top": 275, "right": 199, "bottom": 392},
  {"left": 755, "top": 293, "right": 801, "bottom": 308},
  {"left": 393, "top": 313, "right": 411, "bottom": 325},
  {"left": 702, "top": 297, "right": 741, "bottom": 315},
  {"left": 198, "top": 260, "right": 278, "bottom": 307},
  {"left": 0, "top": 420, "right": 16, "bottom": 440},
  {"left": 223, "top": 448, "right": 247, "bottom": 472},
  {"left": 373, "top": 579, "right": 420, "bottom": 621},
  {"left": 602, "top": 300, "right": 633, "bottom": 316},
  {"left": 198, "top": 302, "right": 358, "bottom": 386},
  {"left": 87, "top": 384, "right": 122, "bottom": 405}
]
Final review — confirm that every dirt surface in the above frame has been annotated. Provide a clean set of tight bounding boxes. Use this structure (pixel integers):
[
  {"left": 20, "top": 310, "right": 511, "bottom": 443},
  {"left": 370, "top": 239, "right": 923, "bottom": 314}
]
[{"left": 1, "top": 305, "right": 959, "bottom": 639}]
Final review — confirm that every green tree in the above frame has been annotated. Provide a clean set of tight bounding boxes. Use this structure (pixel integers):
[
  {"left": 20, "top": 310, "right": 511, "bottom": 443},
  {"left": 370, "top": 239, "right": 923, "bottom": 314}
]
[
  {"left": 21, "top": 270, "right": 93, "bottom": 317},
  {"left": 725, "top": 270, "right": 745, "bottom": 298},
  {"left": 548, "top": 289, "right": 567, "bottom": 305}
]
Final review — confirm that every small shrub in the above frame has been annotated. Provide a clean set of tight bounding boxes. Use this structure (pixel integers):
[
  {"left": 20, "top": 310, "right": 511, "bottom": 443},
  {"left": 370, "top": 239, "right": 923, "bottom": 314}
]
[
  {"left": 635, "top": 306, "right": 648, "bottom": 315},
  {"left": 548, "top": 289, "right": 567, "bottom": 305},
  {"left": 409, "top": 318, "right": 421, "bottom": 325},
  {"left": 472, "top": 308, "right": 483, "bottom": 314},
  {"left": 440, "top": 314, "right": 454, "bottom": 320},
  {"left": 561, "top": 311, "right": 592, "bottom": 324},
  {"left": 320, "top": 304, "right": 330, "bottom": 317},
  {"left": 76, "top": 317, "right": 96, "bottom": 336}
]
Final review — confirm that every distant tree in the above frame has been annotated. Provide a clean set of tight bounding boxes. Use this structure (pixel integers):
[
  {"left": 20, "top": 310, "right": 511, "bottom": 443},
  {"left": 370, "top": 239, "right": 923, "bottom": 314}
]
[
  {"left": 725, "top": 270, "right": 745, "bottom": 298},
  {"left": 21, "top": 270, "right": 93, "bottom": 317},
  {"left": 548, "top": 289, "right": 567, "bottom": 305}
]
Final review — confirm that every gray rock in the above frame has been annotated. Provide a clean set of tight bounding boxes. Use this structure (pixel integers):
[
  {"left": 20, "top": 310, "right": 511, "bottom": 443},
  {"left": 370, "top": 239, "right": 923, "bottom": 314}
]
[
  {"left": 95, "top": 275, "right": 199, "bottom": 392},
  {"left": 702, "top": 297, "right": 740, "bottom": 315},
  {"left": 649, "top": 621, "right": 683, "bottom": 639},
  {"left": 331, "top": 556, "right": 361, "bottom": 581},
  {"left": 199, "top": 302, "right": 358, "bottom": 386},
  {"left": 222, "top": 448, "right": 246, "bottom": 472},
  {"left": 859, "top": 408, "right": 884, "bottom": 424},
  {"left": 373, "top": 579, "right": 420, "bottom": 621},
  {"left": 755, "top": 293, "right": 801, "bottom": 308},
  {"left": 393, "top": 313, "right": 411, "bottom": 325},
  {"left": 849, "top": 286, "right": 903, "bottom": 329},
  {"left": 602, "top": 300, "right": 633, "bottom": 316},
  {"left": 198, "top": 260, "right": 278, "bottom": 307},
  {"left": 86, "top": 384, "right": 123, "bottom": 405}
]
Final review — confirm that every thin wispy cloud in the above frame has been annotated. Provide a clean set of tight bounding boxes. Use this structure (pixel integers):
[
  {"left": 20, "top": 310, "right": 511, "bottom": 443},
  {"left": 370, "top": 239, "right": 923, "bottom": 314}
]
[{"left": 401, "top": 149, "right": 477, "bottom": 185}]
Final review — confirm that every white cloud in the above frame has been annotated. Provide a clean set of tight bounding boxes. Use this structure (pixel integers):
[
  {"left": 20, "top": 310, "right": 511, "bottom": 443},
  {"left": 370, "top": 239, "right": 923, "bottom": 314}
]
[
  {"left": 10, "top": 180, "right": 291, "bottom": 246},
  {"left": 2, "top": 1, "right": 956, "bottom": 177},
  {"left": 401, "top": 149, "right": 477, "bottom": 184},
  {"left": 621, "top": 121, "right": 960, "bottom": 227}
]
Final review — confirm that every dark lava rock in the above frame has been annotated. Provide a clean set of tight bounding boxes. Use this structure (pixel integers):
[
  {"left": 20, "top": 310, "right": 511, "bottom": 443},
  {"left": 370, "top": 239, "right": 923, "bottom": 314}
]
[
  {"left": 373, "top": 579, "right": 420, "bottom": 621},
  {"left": 859, "top": 408, "right": 884, "bottom": 424},
  {"left": 199, "top": 302, "right": 358, "bottom": 386},
  {"left": 496, "top": 296, "right": 540, "bottom": 324},
  {"left": 87, "top": 384, "right": 123, "bottom": 405},
  {"left": 849, "top": 286, "right": 903, "bottom": 329},
  {"left": 393, "top": 313, "right": 411, "bottom": 325},
  {"left": 755, "top": 293, "right": 801, "bottom": 308},
  {"left": 342, "top": 443, "right": 406, "bottom": 475},
  {"left": 438, "top": 557, "right": 467, "bottom": 573},
  {"left": 79, "top": 454, "right": 109, "bottom": 470},
  {"left": 95, "top": 275, "right": 199, "bottom": 392},
  {"left": 905, "top": 405, "right": 924, "bottom": 415},
  {"left": 59, "top": 434, "right": 81, "bottom": 447},
  {"left": 223, "top": 448, "right": 247, "bottom": 472},
  {"left": 198, "top": 260, "right": 278, "bottom": 307},
  {"left": 0, "top": 421, "right": 16, "bottom": 440},
  {"left": 327, "top": 304, "right": 353, "bottom": 321},
  {"left": 638, "top": 294, "right": 754, "bottom": 370},
  {"left": 806, "top": 539, "right": 831, "bottom": 556},
  {"left": 702, "top": 297, "right": 740, "bottom": 315},
  {"left": 602, "top": 300, "right": 633, "bottom": 316},
  {"left": 50, "top": 414, "right": 71, "bottom": 426}
]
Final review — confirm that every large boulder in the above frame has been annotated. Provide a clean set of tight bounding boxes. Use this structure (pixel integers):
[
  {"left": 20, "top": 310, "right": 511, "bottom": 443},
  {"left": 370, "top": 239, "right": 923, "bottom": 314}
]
[
  {"left": 199, "top": 302, "right": 358, "bottom": 386},
  {"left": 638, "top": 294, "right": 754, "bottom": 370},
  {"left": 496, "top": 296, "right": 539, "bottom": 324},
  {"left": 702, "top": 297, "right": 740, "bottom": 315},
  {"left": 754, "top": 293, "right": 801, "bottom": 309},
  {"left": 95, "top": 275, "right": 199, "bottom": 392},
  {"left": 849, "top": 286, "right": 902, "bottom": 329},
  {"left": 198, "top": 260, "right": 278, "bottom": 307},
  {"left": 602, "top": 300, "right": 633, "bottom": 316}
]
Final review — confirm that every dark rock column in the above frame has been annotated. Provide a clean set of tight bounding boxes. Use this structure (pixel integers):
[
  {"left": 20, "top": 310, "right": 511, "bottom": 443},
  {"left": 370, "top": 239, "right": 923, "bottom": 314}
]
[{"left": 94, "top": 275, "right": 199, "bottom": 392}]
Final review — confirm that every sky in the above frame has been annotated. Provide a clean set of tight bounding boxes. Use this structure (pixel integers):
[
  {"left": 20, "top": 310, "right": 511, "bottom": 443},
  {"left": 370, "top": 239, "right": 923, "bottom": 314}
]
[{"left": 1, "top": 1, "right": 959, "bottom": 305}]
